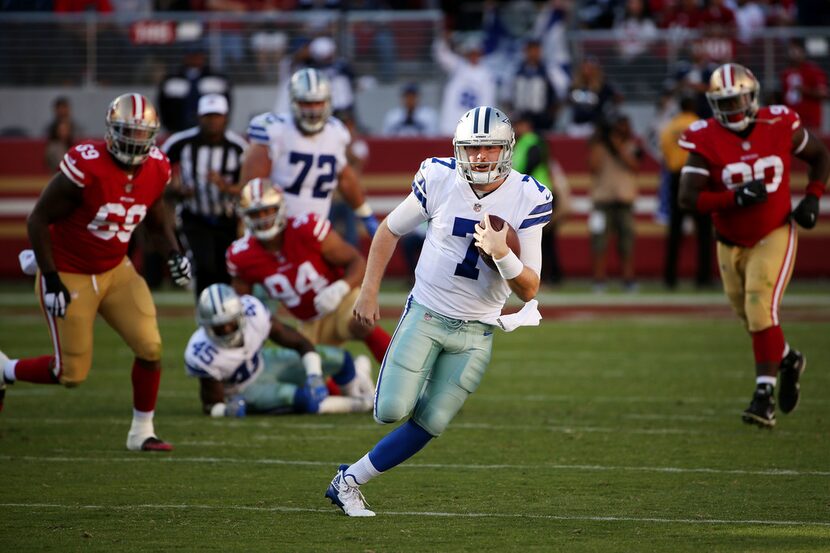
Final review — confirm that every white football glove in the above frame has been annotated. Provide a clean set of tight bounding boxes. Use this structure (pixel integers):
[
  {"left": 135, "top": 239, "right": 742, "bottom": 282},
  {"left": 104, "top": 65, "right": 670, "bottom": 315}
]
[
  {"left": 167, "top": 251, "right": 192, "bottom": 287},
  {"left": 313, "top": 280, "right": 350, "bottom": 316},
  {"left": 42, "top": 271, "right": 71, "bottom": 319},
  {"left": 474, "top": 215, "right": 509, "bottom": 259}
]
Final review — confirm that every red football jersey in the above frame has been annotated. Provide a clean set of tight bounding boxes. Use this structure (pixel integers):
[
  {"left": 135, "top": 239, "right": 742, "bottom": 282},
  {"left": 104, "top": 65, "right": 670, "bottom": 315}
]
[
  {"left": 53, "top": 140, "right": 171, "bottom": 273},
  {"left": 226, "top": 214, "right": 343, "bottom": 321},
  {"left": 679, "top": 105, "right": 800, "bottom": 247},
  {"left": 781, "top": 62, "right": 828, "bottom": 130}
]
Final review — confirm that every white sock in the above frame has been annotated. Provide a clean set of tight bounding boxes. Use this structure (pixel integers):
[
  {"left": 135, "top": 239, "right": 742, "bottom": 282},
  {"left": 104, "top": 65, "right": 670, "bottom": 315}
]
[
  {"left": 782, "top": 343, "right": 791, "bottom": 359},
  {"left": 4, "top": 359, "right": 18, "bottom": 382},
  {"left": 130, "top": 409, "right": 154, "bottom": 434},
  {"left": 756, "top": 375, "right": 776, "bottom": 387},
  {"left": 345, "top": 453, "right": 381, "bottom": 486}
]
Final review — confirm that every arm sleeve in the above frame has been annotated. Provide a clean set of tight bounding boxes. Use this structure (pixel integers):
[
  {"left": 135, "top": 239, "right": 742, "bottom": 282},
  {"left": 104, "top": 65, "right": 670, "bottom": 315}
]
[
  {"left": 518, "top": 225, "right": 543, "bottom": 277},
  {"left": 386, "top": 193, "right": 429, "bottom": 237},
  {"left": 433, "top": 38, "right": 461, "bottom": 73}
]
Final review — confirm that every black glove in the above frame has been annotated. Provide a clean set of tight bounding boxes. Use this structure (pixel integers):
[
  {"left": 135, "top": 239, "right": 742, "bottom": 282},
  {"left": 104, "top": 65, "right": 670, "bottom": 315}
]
[
  {"left": 43, "top": 271, "right": 71, "bottom": 318},
  {"left": 166, "top": 251, "right": 192, "bottom": 287},
  {"left": 734, "top": 179, "right": 767, "bottom": 207},
  {"left": 792, "top": 194, "right": 820, "bottom": 229}
]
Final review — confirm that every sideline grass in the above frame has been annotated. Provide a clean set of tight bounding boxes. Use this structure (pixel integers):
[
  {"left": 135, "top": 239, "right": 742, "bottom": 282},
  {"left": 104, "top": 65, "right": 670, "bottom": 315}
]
[{"left": 1, "top": 308, "right": 829, "bottom": 552}]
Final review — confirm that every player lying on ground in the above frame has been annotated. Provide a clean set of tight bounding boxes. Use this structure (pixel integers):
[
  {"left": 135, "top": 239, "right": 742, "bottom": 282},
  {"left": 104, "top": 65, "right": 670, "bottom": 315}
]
[{"left": 186, "top": 283, "right": 374, "bottom": 416}]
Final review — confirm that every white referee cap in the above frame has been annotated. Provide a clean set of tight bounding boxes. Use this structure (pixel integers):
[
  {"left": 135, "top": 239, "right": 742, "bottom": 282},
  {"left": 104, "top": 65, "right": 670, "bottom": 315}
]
[{"left": 198, "top": 94, "right": 228, "bottom": 116}]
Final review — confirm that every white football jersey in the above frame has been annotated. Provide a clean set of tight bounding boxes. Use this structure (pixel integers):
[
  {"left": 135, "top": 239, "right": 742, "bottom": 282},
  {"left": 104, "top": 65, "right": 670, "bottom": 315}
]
[
  {"left": 184, "top": 295, "right": 272, "bottom": 395},
  {"left": 408, "top": 157, "right": 551, "bottom": 321},
  {"left": 247, "top": 112, "right": 350, "bottom": 219}
]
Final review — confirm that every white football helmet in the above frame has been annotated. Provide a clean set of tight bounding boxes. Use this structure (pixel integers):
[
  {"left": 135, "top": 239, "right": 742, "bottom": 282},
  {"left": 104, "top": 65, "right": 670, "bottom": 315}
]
[
  {"left": 290, "top": 67, "right": 332, "bottom": 134},
  {"left": 706, "top": 63, "right": 760, "bottom": 132},
  {"left": 105, "top": 93, "right": 160, "bottom": 165},
  {"left": 196, "top": 283, "right": 245, "bottom": 348},
  {"left": 453, "top": 106, "right": 515, "bottom": 187},
  {"left": 239, "top": 177, "right": 287, "bottom": 240}
]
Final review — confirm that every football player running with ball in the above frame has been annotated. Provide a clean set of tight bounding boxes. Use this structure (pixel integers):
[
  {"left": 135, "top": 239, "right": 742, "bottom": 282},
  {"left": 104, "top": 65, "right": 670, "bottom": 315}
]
[
  {"left": 226, "top": 179, "right": 392, "bottom": 364},
  {"left": 0, "top": 94, "right": 191, "bottom": 451},
  {"left": 679, "top": 64, "right": 830, "bottom": 428},
  {"left": 324, "top": 106, "right": 551, "bottom": 516},
  {"left": 185, "top": 284, "right": 374, "bottom": 417},
  {"left": 238, "top": 67, "right": 380, "bottom": 236}
]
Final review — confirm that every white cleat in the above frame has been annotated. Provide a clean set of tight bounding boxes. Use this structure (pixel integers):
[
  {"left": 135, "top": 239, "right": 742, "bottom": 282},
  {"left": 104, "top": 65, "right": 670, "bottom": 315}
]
[{"left": 325, "top": 464, "right": 375, "bottom": 517}]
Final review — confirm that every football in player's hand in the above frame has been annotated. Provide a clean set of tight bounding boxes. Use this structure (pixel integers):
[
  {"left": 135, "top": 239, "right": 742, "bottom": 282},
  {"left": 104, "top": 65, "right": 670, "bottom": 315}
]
[{"left": 477, "top": 215, "right": 521, "bottom": 270}]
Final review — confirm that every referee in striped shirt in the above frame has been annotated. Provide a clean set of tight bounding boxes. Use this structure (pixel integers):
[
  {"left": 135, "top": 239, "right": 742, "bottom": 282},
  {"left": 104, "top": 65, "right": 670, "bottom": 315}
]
[{"left": 162, "top": 94, "right": 247, "bottom": 297}]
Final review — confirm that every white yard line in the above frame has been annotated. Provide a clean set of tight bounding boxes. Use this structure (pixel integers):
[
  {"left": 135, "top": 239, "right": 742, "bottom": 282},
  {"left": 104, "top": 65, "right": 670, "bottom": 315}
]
[
  {"left": 0, "top": 502, "right": 827, "bottom": 527},
  {"left": 1, "top": 454, "right": 828, "bottom": 477}
]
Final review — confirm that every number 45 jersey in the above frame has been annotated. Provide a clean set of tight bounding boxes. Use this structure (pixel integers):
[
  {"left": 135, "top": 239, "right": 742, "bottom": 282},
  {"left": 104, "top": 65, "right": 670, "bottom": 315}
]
[
  {"left": 54, "top": 139, "right": 171, "bottom": 273},
  {"left": 247, "top": 112, "right": 349, "bottom": 219},
  {"left": 226, "top": 213, "right": 344, "bottom": 321},
  {"left": 184, "top": 294, "right": 272, "bottom": 395},
  {"left": 679, "top": 105, "right": 801, "bottom": 247},
  {"left": 410, "top": 157, "right": 552, "bottom": 322}
]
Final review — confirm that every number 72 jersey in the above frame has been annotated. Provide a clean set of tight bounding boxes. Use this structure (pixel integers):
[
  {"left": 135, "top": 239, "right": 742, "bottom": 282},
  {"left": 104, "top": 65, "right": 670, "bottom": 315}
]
[
  {"left": 678, "top": 105, "right": 801, "bottom": 247},
  {"left": 53, "top": 139, "right": 171, "bottom": 274},
  {"left": 247, "top": 112, "right": 349, "bottom": 219}
]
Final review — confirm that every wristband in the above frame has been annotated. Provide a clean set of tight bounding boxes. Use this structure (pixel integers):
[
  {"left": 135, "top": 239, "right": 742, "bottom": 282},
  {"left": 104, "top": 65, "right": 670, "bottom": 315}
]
[
  {"left": 805, "top": 180, "right": 826, "bottom": 198},
  {"left": 354, "top": 203, "right": 374, "bottom": 217},
  {"left": 302, "top": 351, "right": 323, "bottom": 377},
  {"left": 493, "top": 250, "right": 524, "bottom": 280}
]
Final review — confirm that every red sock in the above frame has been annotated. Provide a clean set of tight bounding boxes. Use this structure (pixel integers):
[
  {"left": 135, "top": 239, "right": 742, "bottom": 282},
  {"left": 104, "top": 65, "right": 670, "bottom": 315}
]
[
  {"left": 14, "top": 355, "right": 58, "bottom": 384},
  {"left": 131, "top": 358, "right": 161, "bottom": 413},
  {"left": 751, "top": 326, "right": 786, "bottom": 365},
  {"left": 363, "top": 326, "right": 392, "bottom": 364}
]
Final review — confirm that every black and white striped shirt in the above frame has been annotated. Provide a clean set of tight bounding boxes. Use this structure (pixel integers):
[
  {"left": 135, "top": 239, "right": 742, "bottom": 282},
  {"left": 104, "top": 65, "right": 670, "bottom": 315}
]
[{"left": 161, "top": 127, "right": 247, "bottom": 220}]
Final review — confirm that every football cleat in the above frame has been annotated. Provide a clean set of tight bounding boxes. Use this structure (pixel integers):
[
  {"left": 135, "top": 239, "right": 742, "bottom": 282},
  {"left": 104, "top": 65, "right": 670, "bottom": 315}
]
[
  {"left": 325, "top": 464, "right": 375, "bottom": 517},
  {"left": 0, "top": 350, "right": 9, "bottom": 413},
  {"left": 741, "top": 383, "right": 776, "bottom": 428},
  {"left": 778, "top": 349, "right": 806, "bottom": 414},
  {"left": 127, "top": 431, "right": 173, "bottom": 452}
]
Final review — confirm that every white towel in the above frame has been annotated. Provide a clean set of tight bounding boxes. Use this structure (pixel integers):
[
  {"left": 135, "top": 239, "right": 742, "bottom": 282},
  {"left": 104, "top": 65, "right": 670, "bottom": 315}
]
[{"left": 481, "top": 299, "right": 542, "bottom": 332}]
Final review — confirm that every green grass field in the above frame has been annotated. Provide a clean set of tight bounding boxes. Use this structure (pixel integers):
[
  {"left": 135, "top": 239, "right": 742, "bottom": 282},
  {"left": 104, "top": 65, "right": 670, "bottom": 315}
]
[{"left": 1, "top": 287, "right": 829, "bottom": 552}]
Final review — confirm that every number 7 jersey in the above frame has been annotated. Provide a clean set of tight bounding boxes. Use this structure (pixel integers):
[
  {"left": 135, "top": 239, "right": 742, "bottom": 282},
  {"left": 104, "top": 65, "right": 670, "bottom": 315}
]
[
  {"left": 53, "top": 140, "right": 171, "bottom": 273},
  {"left": 678, "top": 105, "right": 801, "bottom": 247}
]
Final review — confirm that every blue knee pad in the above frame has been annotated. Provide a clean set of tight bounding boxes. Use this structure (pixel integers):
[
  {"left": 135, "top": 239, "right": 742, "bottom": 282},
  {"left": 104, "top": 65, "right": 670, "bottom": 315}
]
[{"left": 293, "top": 387, "right": 321, "bottom": 414}]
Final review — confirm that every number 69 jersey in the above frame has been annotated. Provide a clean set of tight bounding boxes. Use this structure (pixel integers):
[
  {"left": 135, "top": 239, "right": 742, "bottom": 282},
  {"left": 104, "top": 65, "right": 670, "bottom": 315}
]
[
  {"left": 410, "top": 157, "right": 552, "bottom": 322},
  {"left": 247, "top": 112, "right": 349, "bottom": 219},
  {"left": 226, "top": 213, "right": 344, "bottom": 321},
  {"left": 184, "top": 295, "right": 272, "bottom": 394},
  {"left": 678, "top": 105, "right": 801, "bottom": 247},
  {"left": 53, "top": 139, "right": 171, "bottom": 274}
]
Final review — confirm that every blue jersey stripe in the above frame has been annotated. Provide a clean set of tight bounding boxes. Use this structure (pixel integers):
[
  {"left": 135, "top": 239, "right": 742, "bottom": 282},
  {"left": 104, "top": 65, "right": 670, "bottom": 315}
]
[
  {"left": 248, "top": 125, "right": 268, "bottom": 133},
  {"left": 519, "top": 214, "right": 551, "bottom": 229},
  {"left": 248, "top": 132, "right": 269, "bottom": 141},
  {"left": 528, "top": 201, "right": 553, "bottom": 216},
  {"left": 185, "top": 362, "right": 212, "bottom": 378},
  {"left": 411, "top": 181, "right": 427, "bottom": 210}
]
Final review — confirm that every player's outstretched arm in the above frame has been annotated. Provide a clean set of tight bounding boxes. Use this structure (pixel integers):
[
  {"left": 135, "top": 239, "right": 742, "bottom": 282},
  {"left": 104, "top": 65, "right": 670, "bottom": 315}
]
[
  {"left": 353, "top": 219, "right": 400, "bottom": 327},
  {"left": 320, "top": 228, "right": 366, "bottom": 290},
  {"left": 145, "top": 197, "right": 192, "bottom": 286},
  {"left": 337, "top": 165, "right": 379, "bottom": 236},
  {"left": 268, "top": 317, "right": 315, "bottom": 356},
  {"left": 237, "top": 143, "right": 272, "bottom": 188},
  {"left": 27, "top": 172, "right": 83, "bottom": 275},
  {"left": 199, "top": 378, "right": 225, "bottom": 415}
]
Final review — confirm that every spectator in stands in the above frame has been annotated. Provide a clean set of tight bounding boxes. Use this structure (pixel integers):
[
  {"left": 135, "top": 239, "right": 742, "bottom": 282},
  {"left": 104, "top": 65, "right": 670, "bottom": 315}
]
[
  {"left": 161, "top": 94, "right": 248, "bottom": 298},
  {"left": 44, "top": 97, "right": 82, "bottom": 171},
  {"left": 660, "top": 94, "right": 712, "bottom": 290},
  {"left": 433, "top": 31, "right": 497, "bottom": 136},
  {"left": 732, "top": 0, "right": 766, "bottom": 44},
  {"left": 781, "top": 38, "right": 829, "bottom": 134},
  {"left": 157, "top": 43, "right": 232, "bottom": 133},
  {"left": 566, "top": 57, "right": 622, "bottom": 138},
  {"left": 614, "top": 0, "right": 658, "bottom": 62},
  {"left": 659, "top": 0, "right": 704, "bottom": 30},
  {"left": 513, "top": 113, "right": 566, "bottom": 285},
  {"left": 587, "top": 113, "right": 642, "bottom": 293},
  {"left": 532, "top": 0, "right": 572, "bottom": 102},
  {"left": 575, "top": 0, "right": 617, "bottom": 29},
  {"left": 506, "top": 38, "right": 558, "bottom": 133},
  {"left": 701, "top": 0, "right": 736, "bottom": 34},
  {"left": 672, "top": 46, "right": 717, "bottom": 119},
  {"left": 382, "top": 82, "right": 438, "bottom": 137},
  {"left": 306, "top": 36, "right": 356, "bottom": 118}
]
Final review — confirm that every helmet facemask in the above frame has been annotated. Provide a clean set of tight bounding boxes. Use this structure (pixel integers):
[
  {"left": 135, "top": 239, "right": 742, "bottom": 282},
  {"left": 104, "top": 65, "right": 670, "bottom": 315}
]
[
  {"left": 453, "top": 106, "right": 515, "bottom": 188},
  {"left": 105, "top": 93, "right": 160, "bottom": 165},
  {"left": 196, "top": 284, "right": 246, "bottom": 348},
  {"left": 289, "top": 68, "right": 332, "bottom": 134}
]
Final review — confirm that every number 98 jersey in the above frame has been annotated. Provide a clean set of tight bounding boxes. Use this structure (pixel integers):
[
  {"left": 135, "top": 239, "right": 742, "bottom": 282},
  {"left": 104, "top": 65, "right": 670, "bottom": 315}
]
[
  {"left": 53, "top": 139, "right": 171, "bottom": 273},
  {"left": 247, "top": 112, "right": 349, "bottom": 219},
  {"left": 678, "top": 105, "right": 801, "bottom": 247}
]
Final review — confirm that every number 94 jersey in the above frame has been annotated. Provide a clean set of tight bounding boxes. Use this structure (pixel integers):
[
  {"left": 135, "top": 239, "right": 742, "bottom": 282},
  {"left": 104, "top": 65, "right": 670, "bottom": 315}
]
[
  {"left": 53, "top": 139, "right": 171, "bottom": 274},
  {"left": 184, "top": 295, "right": 272, "bottom": 394},
  {"left": 679, "top": 105, "right": 801, "bottom": 247},
  {"left": 247, "top": 112, "right": 349, "bottom": 219}
]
